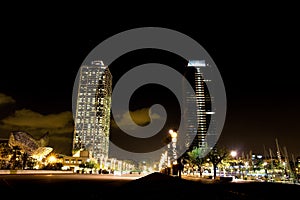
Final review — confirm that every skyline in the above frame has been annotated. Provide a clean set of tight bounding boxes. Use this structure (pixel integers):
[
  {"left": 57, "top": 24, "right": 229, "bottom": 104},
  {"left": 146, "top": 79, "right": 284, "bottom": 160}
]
[{"left": 0, "top": 22, "right": 299, "bottom": 160}]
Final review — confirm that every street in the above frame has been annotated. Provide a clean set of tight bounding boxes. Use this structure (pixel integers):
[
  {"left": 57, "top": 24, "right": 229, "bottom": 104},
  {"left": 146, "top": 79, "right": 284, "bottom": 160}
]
[
  {"left": 0, "top": 173, "right": 144, "bottom": 199},
  {"left": 1, "top": 172, "right": 299, "bottom": 199}
]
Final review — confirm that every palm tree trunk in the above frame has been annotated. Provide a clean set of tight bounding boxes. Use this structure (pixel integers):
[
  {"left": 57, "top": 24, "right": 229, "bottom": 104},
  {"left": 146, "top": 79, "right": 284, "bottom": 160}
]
[
  {"left": 198, "top": 165, "right": 202, "bottom": 177},
  {"left": 213, "top": 164, "right": 217, "bottom": 179}
]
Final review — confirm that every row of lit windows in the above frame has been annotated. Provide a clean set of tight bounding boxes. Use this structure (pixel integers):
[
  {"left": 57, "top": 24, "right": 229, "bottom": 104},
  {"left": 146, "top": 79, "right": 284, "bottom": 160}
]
[
  {"left": 76, "top": 119, "right": 97, "bottom": 123},
  {"left": 82, "top": 71, "right": 102, "bottom": 75},
  {"left": 77, "top": 106, "right": 95, "bottom": 111},
  {"left": 79, "top": 138, "right": 107, "bottom": 142},
  {"left": 64, "top": 159, "right": 83, "bottom": 164},
  {"left": 85, "top": 131, "right": 106, "bottom": 136},
  {"left": 76, "top": 112, "right": 97, "bottom": 117},
  {"left": 78, "top": 98, "right": 96, "bottom": 102}
]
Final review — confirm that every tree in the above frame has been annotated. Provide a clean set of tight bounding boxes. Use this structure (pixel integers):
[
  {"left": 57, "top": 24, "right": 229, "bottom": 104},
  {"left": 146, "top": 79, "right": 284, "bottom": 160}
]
[
  {"left": 187, "top": 147, "right": 206, "bottom": 177},
  {"left": 43, "top": 162, "right": 63, "bottom": 170},
  {"left": 79, "top": 161, "right": 96, "bottom": 170},
  {"left": 176, "top": 158, "right": 184, "bottom": 178},
  {"left": 21, "top": 152, "right": 28, "bottom": 169},
  {"left": 0, "top": 143, "right": 12, "bottom": 169},
  {"left": 206, "top": 146, "right": 229, "bottom": 179},
  {"left": 10, "top": 146, "right": 23, "bottom": 169}
]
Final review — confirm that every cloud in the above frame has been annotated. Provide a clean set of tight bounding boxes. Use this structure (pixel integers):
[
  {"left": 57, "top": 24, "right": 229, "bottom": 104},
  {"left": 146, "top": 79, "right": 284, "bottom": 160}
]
[
  {"left": 0, "top": 109, "right": 74, "bottom": 155},
  {"left": 0, "top": 93, "right": 15, "bottom": 105},
  {"left": 111, "top": 108, "right": 161, "bottom": 130},
  {"left": 2, "top": 109, "right": 73, "bottom": 129},
  {"left": 48, "top": 136, "right": 73, "bottom": 155},
  {"left": 0, "top": 93, "right": 15, "bottom": 120},
  {"left": 0, "top": 94, "right": 74, "bottom": 155}
]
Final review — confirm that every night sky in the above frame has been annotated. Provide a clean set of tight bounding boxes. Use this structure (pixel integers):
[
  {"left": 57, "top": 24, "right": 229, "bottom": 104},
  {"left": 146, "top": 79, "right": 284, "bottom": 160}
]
[{"left": 0, "top": 10, "right": 299, "bottom": 160}]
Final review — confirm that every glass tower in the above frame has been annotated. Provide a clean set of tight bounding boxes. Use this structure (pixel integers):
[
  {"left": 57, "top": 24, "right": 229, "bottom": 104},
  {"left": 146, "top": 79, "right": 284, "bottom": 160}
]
[
  {"left": 186, "top": 60, "right": 215, "bottom": 150},
  {"left": 73, "top": 60, "right": 112, "bottom": 162}
]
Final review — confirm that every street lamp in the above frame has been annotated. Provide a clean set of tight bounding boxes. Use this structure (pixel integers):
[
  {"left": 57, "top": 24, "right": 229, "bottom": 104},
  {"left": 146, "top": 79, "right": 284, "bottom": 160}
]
[
  {"left": 168, "top": 129, "right": 178, "bottom": 164},
  {"left": 230, "top": 150, "right": 237, "bottom": 177},
  {"left": 169, "top": 129, "right": 177, "bottom": 143},
  {"left": 230, "top": 150, "right": 237, "bottom": 158}
]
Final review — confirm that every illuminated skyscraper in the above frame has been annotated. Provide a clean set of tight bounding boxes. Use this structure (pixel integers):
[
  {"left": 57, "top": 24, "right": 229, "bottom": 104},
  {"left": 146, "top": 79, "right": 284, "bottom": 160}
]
[
  {"left": 186, "top": 60, "right": 215, "bottom": 150},
  {"left": 73, "top": 60, "right": 112, "bottom": 162}
]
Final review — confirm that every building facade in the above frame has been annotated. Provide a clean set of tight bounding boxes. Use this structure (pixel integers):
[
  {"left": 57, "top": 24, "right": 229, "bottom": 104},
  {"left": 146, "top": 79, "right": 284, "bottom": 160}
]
[
  {"left": 73, "top": 60, "right": 112, "bottom": 162},
  {"left": 186, "top": 60, "right": 215, "bottom": 151}
]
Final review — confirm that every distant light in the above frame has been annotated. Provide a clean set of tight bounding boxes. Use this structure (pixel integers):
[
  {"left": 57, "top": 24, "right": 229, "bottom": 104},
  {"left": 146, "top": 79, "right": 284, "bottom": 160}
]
[
  {"left": 230, "top": 150, "right": 237, "bottom": 157},
  {"left": 257, "top": 155, "right": 262, "bottom": 159},
  {"left": 91, "top": 60, "right": 104, "bottom": 66},
  {"left": 188, "top": 60, "right": 206, "bottom": 67},
  {"left": 48, "top": 155, "right": 56, "bottom": 163},
  {"left": 169, "top": 129, "right": 177, "bottom": 138}
]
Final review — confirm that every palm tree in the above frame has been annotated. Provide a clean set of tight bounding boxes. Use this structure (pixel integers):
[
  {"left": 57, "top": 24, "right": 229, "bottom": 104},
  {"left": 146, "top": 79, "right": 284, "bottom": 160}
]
[
  {"left": 0, "top": 143, "right": 12, "bottom": 169},
  {"left": 10, "top": 146, "right": 22, "bottom": 169},
  {"left": 21, "top": 152, "right": 28, "bottom": 169}
]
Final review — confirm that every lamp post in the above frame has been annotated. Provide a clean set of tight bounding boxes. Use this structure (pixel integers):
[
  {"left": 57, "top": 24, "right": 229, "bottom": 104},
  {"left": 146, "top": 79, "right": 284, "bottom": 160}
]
[
  {"left": 230, "top": 150, "right": 237, "bottom": 177},
  {"left": 230, "top": 150, "right": 237, "bottom": 158},
  {"left": 169, "top": 129, "right": 178, "bottom": 163},
  {"left": 168, "top": 129, "right": 178, "bottom": 176}
]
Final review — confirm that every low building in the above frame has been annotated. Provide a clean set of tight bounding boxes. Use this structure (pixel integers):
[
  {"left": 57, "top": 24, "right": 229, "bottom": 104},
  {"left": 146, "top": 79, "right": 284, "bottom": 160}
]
[{"left": 62, "top": 149, "right": 96, "bottom": 172}]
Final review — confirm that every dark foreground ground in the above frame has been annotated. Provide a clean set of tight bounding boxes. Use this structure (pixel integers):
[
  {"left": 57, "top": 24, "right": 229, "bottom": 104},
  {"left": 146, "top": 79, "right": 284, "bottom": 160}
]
[
  {"left": 119, "top": 173, "right": 300, "bottom": 199},
  {"left": 1, "top": 172, "right": 299, "bottom": 199}
]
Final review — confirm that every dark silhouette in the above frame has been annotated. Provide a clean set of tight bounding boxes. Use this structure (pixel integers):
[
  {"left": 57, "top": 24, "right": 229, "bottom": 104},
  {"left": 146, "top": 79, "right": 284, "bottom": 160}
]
[{"left": 207, "top": 146, "right": 229, "bottom": 179}]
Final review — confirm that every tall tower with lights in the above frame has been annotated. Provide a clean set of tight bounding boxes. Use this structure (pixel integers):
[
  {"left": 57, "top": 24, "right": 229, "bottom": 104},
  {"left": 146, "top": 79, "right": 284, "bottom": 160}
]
[
  {"left": 186, "top": 60, "right": 215, "bottom": 150},
  {"left": 73, "top": 60, "right": 112, "bottom": 162}
]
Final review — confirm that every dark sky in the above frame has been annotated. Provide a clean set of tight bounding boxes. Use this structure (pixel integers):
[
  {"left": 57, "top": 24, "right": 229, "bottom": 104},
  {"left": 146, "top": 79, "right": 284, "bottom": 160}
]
[{"left": 0, "top": 10, "right": 299, "bottom": 159}]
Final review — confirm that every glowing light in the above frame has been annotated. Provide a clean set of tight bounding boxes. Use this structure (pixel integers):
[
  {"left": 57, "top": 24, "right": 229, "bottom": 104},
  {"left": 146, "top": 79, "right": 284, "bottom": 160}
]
[
  {"left": 188, "top": 60, "right": 206, "bottom": 67},
  {"left": 169, "top": 129, "right": 177, "bottom": 138},
  {"left": 230, "top": 150, "right": 237, "bottom": 157},
  {"left": 168, "top": 129, "right": 178, "bottom": 162},
  {"left": 48, "top": 155, "right": 57, "bottom": 163}
]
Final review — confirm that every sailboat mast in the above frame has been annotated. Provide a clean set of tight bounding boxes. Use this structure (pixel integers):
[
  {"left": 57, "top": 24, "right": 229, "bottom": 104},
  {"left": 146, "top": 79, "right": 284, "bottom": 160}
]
[
  {"left": 283, "top": 146, "right": 294, "bottom": 181},
  {"left": 275, "top": 138, "right": 282, "bottom": 164},
  {"left": 269, "top": 148, "right": 274, "bottom": 181}
]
